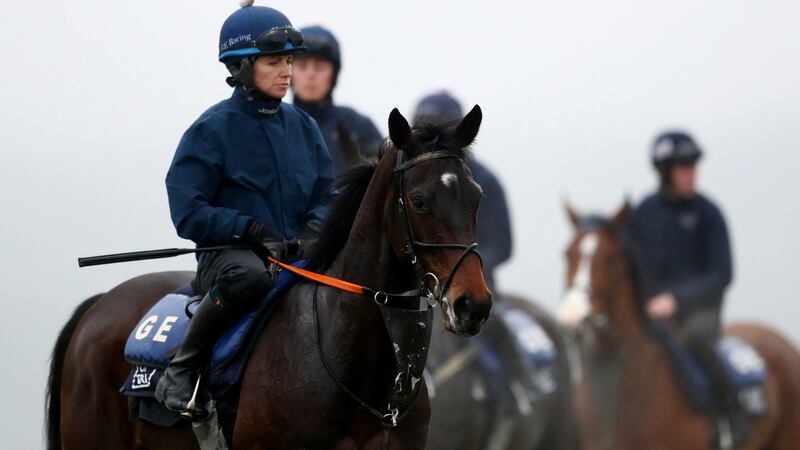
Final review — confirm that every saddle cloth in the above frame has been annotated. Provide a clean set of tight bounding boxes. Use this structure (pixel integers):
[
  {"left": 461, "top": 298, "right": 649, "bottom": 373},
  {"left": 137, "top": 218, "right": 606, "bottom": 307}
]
[
  {"left": 475, "top": 306, "right": 559, "bottom": 403},
  {"left": 659, "top": 329, "right": 768, "bottom": 415},
  {"left": 120, "top": 261, "right": 307, "bottom": 405}
]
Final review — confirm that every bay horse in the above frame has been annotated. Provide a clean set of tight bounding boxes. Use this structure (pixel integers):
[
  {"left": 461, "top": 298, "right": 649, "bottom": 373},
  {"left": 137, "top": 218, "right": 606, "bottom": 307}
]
[
  {"left": 558, "top": 202, "right": 800, "bottom": 450},
  {"left": 46, "top": 106, "right": 492, "bottom": 449},
  {"left": 425, "top": 293, "right": 579, "bottom": 450}
]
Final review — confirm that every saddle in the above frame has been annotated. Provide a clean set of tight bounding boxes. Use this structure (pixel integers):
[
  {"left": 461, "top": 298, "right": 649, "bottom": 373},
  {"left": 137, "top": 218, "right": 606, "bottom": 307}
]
[
  {"left": 120, "top": 261, "right": 307, "bottom": 425},
  {"left": 654, "top": 325, "right": 769, "bottom": 416},
  {"left": 472, "top": 305, "right": 559, "bottom": 413}
]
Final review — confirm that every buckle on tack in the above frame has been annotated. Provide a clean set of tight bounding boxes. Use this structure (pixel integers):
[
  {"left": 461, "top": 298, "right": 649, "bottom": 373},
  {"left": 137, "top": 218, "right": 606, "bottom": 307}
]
[
  {"left": 373, "top": 291, "right": 389, "bottom": 305},
  {"left": 382, "top": 408, "right": 399, "bottom": 427},
  {"left": 422, "top": 272, "right": 442, "bottom": 306}
]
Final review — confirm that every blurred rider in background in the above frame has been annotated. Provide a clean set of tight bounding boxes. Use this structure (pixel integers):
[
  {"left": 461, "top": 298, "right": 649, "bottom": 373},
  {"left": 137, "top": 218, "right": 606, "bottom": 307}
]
[
  {"left": 415, "top": 91, "right": 513, "bottom": 292},
  {"left": 291, "top": 25, "right": 382, "bottom": 175},
  {"left": 628, "top": 131, "right": 744, "bottom": 444},
  {"left": 416, "top": 91, "right": 533, "bottom": 441}
]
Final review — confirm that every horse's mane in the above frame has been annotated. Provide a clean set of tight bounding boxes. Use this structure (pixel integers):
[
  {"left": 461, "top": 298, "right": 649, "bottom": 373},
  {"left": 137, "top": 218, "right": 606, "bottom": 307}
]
[
  {"left": 308, "top": 118, "right": 467, "bottom": 271},
  {"left": 307, "top": 161, "right": 377, "bottom": 271}
]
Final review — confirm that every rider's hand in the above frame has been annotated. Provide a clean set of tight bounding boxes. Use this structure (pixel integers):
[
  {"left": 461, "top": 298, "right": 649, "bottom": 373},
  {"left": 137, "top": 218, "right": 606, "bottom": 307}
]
[
  {"left": 284, "top": 237, "right": 316, "bottom": 261},
  {"left": 646, "top": 292, "right": 677, "bottom": 319},
  {"left": 242, "top": 220, "right": 283, "bottom": 261}
]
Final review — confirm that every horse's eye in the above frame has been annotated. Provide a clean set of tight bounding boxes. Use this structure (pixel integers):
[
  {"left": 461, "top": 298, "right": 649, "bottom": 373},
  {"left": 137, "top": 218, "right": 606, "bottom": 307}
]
[{"left": 410, "top": 197, "right": 429, "bottom": 212}]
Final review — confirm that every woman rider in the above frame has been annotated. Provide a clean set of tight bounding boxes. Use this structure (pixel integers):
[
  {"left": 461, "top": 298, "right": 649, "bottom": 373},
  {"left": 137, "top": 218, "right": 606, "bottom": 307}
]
[
  {"left": 155, "top": 1, "right": 335, "bottom": 417},
  {"left": 291, "top": 25, "right": 382, "bottom": 175}
]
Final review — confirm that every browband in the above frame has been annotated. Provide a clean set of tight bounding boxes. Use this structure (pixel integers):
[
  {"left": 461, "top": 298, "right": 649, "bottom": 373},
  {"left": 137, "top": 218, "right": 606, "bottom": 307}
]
[{"left": 394, "top": 150, "right": 465, "bottom": 173}]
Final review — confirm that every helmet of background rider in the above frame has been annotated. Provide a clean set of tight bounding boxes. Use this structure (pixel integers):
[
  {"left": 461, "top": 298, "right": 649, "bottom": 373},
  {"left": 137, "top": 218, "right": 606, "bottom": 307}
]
[
  {"left": 415, "top": 91, "right": 464, "bottom": 122},
  {"left": 218, "top": 0, "right": 307, "bottom": 91},
  {"left": 298, "top": 25, "right": 342, "bottom": 90},
  {"left": 651, "top": 131, "right": 703, "bottom": 170},
  {"left": 651, "top": 130, "right": 703, "bottom": 187}
]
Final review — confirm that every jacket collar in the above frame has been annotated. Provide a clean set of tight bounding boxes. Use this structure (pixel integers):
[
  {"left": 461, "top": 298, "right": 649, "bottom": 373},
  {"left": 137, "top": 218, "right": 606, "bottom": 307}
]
[
  {"left": 658, "top": 188, "right": 695, "bottom": 207},
  {"left": 232, "top": 86, "right": 283, "bottom": 117}
]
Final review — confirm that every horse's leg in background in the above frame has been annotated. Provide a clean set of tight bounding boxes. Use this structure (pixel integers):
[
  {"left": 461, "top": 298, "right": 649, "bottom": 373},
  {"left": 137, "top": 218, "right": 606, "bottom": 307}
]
[
  {"left": 58, "top": 272, "right": 194, "bottom": 449},
  {"left": 728, "top": 324, "right": 800, "bottom": 449}
]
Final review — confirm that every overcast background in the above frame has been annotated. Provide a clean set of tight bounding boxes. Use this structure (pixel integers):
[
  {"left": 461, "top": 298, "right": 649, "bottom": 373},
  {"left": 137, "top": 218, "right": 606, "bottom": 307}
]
[{"left": 2, "top": 0, "right": 799, "bottom": 447}]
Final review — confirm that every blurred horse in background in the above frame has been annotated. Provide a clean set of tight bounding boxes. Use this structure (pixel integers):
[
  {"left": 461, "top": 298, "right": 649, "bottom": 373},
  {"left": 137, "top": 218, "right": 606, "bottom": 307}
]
[
  {"left": 426, "top": 293, "right": 579, "bottom": 450},
  {"left": 559, "top": 202, "right": 800, "bottom": 450}
]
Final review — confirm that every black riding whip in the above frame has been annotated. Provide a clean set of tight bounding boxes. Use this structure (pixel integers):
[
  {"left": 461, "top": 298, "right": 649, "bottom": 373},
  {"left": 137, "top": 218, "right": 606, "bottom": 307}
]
[{"left": 77, "top": 245, "right": 248, "bottom": 267}]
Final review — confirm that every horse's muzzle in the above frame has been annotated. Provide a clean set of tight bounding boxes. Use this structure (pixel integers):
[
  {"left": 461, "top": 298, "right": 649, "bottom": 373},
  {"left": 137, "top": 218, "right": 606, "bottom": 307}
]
[{"left": 452, "top": 293, "right": 492, "bottom": 336}]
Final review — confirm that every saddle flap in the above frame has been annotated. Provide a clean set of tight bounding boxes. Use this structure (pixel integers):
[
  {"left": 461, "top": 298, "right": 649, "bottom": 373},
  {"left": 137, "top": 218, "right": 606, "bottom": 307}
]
[
  {"left": 124, "top": 293, "right": 199, "bottom": 368},
  {"left": 122, "top": 261, "right": 308, "bottom": 405},
  {"left": 655, "top": 324, "right": 768, "bottom": 415},
  {"left": 716, "top": 336, "right": 767, "bottom": 387}
]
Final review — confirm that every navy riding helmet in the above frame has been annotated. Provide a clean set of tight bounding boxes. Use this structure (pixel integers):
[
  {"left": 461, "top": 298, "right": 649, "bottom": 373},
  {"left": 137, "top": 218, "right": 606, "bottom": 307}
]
[
  {"left": 299, "top": 26, "right": 341, "bottom": 68},
  {"left": 218, "top": 1, "right": 307, "bottom": 64},
  {"left": 415, "top": 91, "right": 464, "bottom": 122},
  {"left": 651, "top": 131, "right": 703, "bottom": 170}
]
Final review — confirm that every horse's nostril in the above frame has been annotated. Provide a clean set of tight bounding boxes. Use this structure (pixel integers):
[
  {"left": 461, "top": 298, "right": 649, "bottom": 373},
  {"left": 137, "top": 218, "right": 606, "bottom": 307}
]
[{"left": 452, "top": 294, "right": 492, "bottom": 325}]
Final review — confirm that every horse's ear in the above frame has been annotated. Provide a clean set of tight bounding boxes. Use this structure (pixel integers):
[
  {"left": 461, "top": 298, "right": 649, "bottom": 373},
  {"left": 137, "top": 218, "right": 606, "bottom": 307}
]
[
  {"left": 455, "top": 105, "right": 482, "bottom": 148},
  {"left": 611, "top": 200, "right": 631, "bottom": 227},
  {"left": 564, "top": 200, "right": 580, "bottom": 227},
  {"left": 388, "top": 108, "right": 412, "bottom": 150}
]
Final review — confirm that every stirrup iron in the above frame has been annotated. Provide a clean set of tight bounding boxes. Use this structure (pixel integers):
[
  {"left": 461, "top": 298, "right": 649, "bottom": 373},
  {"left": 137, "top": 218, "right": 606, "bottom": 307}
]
[{"left": 182, "top": 374, "right": 203, "bottom": 418}]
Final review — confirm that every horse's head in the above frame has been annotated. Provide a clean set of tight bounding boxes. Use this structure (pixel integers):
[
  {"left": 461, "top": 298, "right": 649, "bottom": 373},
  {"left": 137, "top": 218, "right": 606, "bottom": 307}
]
[
  {"left": 558, "top": 201, "right": 637, "bottom": 342},
  {"left": 385, "top": 106, "right": 491, "bottom": 336}
]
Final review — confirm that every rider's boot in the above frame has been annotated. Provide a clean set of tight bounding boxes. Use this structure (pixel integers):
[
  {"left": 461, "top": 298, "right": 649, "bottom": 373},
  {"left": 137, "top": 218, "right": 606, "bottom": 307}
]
[
  {"left": 718, "top": 380, "right": 751, "bottom": 448},
  {"left": 154, "top": 286, "right": 236, "bottom": 417}
]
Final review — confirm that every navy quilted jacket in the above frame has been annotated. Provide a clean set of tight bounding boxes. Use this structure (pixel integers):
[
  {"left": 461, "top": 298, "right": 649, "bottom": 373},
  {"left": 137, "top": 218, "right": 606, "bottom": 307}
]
[{"left": 166, "top": 87, "right": 335, "bottom": 245}]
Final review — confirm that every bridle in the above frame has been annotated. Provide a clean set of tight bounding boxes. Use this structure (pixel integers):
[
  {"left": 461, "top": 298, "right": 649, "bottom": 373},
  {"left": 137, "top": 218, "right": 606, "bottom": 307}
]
[{"left": 392, "top": 148, "right": 483, "bottom": 307}]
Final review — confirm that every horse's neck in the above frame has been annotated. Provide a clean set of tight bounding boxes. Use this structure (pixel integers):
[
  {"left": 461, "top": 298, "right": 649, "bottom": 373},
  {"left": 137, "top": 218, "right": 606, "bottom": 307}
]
[
  {"left": 318, "top": 154, "right": 418, "bottom": 398},
  {"left": 327, "top": 152, "right": 415, "bottom": 293}
]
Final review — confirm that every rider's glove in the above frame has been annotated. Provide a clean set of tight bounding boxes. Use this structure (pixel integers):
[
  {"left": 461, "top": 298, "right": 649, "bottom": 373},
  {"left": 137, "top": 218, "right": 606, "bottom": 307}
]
[{"left": 242, "top": 219, "right": 284, "bottom": 262}]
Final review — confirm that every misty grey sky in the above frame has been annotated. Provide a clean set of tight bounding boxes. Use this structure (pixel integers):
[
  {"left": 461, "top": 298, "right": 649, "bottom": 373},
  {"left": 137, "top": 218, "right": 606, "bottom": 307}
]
[{"left": 2, "top": 0, "right": 799, "bottom": 447}]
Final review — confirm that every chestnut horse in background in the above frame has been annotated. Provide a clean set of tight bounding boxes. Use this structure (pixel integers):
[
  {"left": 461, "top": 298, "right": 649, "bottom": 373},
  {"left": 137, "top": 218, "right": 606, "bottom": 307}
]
[
  {"left": 46, "top": 107, "right": 492, "bottom": 449},
  {"left": 558, "top": 202, "right": 800, "bottom": 450}
]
